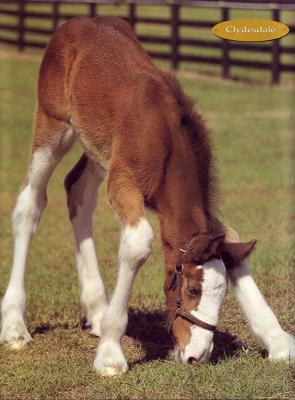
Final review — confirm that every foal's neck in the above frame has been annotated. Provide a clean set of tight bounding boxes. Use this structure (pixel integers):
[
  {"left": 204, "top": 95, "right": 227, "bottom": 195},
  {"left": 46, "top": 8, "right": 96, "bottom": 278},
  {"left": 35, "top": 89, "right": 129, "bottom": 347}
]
[
  {"left": 156, "top": 151, "right": 212, "bottom": 252},
  {"left": 152, "top": 74, "right": 216, "bottom": 259}
]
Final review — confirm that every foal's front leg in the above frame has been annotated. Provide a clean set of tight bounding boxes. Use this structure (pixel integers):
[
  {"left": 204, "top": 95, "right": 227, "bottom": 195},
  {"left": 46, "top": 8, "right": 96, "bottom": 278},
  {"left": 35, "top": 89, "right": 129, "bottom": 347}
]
[
  {"left": 93, "top": 167, "right": 153, "bottom": 376},
  {"left": 225, "top": 226, "right": 295, "bottom": 361}
]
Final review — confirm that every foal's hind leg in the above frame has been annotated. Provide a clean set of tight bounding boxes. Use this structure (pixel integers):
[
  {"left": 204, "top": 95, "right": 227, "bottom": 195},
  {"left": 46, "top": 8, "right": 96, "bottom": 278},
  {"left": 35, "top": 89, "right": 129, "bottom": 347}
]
[
  {"left": 225, "top": 225, "right": 295, "bottom": 361},
  {"left": 0, "top": 109, "right": 75, "bottom": 349},
  {"left": 64, "top": 154, "right": 108, "bottom": 336},
  {"left": 93, "top": 161, "right": 153, "bottom": 376}
]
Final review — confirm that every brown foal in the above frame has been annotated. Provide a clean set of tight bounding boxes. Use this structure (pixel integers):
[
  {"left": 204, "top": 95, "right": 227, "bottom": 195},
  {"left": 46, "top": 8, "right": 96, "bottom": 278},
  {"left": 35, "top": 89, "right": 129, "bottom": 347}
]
[{"left": 1, "top": 16, "right": 294, "bottom": 376}]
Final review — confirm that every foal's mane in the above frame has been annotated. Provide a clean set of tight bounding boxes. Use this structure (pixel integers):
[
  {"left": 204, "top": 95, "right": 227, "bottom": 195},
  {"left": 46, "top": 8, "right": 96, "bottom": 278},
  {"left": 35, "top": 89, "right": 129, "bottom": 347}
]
[{"left": 162, "top": 72, "right": 219, "bottom": 218}]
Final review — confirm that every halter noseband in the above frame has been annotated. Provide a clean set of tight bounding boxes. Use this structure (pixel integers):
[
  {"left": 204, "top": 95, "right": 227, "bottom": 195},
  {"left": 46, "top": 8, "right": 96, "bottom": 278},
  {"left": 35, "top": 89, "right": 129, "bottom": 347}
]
[{"left": 167, "top": 239, "right": 216, "bottom": 334}]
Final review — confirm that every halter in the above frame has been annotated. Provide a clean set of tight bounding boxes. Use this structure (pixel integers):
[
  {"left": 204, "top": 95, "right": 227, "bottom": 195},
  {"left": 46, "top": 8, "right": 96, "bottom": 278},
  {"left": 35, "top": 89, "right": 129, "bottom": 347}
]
[{"left": 167, "top": 239, "right": 216, "bottom": 334}]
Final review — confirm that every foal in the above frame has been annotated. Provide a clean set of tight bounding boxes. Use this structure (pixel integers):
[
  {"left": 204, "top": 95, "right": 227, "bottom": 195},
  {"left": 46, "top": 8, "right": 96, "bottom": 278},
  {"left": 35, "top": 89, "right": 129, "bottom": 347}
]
[{"left": 1, "top": 16, "right": 294, "bottom": 376}]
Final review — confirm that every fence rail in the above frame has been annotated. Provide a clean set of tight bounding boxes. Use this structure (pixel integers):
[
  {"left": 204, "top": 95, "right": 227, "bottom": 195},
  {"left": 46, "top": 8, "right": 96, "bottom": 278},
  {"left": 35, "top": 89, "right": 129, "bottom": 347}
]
[{"left": 0, "top": 0, "right": 294, "bottom": 83}]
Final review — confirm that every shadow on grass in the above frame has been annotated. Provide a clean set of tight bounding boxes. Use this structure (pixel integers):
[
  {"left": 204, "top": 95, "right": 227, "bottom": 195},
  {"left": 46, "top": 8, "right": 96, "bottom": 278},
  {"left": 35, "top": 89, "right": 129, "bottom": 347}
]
[
  {"left": 126, "top": 309, "right": 174, "bottom": 362},
  {"left": 31, "top": 309, "right": 244, "bottom": 364},
  {"left": 31, "top": 318, "right": 89, "bottom": 336},
  {"left": 126, "top": 309, "right": 243, "bottom": 365},
  {"left": 211, "top": 330, "right": 243, "bottom": 363}
]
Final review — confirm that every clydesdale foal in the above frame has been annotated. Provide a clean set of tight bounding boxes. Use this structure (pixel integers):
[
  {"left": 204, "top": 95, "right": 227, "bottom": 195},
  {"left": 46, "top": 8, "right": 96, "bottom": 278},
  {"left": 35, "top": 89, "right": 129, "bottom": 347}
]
[{"left": 1, "top": 16, "right": 294, "bottom": 376}]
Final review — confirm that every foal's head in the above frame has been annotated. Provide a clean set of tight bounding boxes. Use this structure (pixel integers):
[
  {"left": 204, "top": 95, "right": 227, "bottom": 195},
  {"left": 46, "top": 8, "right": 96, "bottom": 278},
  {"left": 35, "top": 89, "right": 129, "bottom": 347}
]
[{"left": 164, "top": 233, "right": 256, "bottom": 364}]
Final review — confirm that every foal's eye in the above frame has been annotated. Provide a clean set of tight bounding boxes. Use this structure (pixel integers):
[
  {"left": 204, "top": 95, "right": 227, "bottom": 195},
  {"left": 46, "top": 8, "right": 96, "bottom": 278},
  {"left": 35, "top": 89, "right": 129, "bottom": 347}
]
[{"left": 186, "top": 286, "right": 201, "bottom": 297}]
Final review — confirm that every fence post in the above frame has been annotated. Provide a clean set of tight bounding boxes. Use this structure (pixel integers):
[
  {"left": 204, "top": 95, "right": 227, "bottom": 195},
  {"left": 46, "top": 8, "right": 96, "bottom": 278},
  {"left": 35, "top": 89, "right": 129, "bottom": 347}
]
[
  {"left": 171, "top": 3, "right": 180, "bottom": 70},
  {"left": 129, "top": 4, "right": 136, "bottom": 31},
  {"left": 221, "top": 7, "right": 230, "bottom": 79},
  {"left": 271, "top": 8, "right": 280, "bottom": 84},
  {"left": 18, "top": 0, "right": 25, "bottom": 52},
  {"left": 89, "top": 2, "right": 96, "bottom": 18},
  {"left": 52, "top": 1, "right": 59, "bottom": 31}
]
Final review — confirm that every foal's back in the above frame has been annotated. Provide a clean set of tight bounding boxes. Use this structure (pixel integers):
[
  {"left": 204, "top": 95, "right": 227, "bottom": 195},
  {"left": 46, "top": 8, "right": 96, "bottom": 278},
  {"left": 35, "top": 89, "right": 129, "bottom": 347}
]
[{"left": 38, "top": 16, "right": 175, "bottom": 174}]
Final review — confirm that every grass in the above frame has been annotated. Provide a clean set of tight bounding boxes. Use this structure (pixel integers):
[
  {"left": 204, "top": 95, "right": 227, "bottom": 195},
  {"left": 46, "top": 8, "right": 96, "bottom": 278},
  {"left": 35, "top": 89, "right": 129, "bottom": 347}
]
[{"left": 0, "top": 40, "right": 295, "bottom": 400}]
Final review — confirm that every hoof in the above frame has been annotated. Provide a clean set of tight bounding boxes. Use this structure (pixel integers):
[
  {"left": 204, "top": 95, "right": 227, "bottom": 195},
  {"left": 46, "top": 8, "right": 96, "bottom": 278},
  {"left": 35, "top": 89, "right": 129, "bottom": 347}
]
[
  {"left": 268, "top": 331, "right": 295, "bottom": 362},
  {"left": 96, "top": 366, "right": 126, "bottom": 377},
  {"left": 93, "top": 341, "right": 128, "bottom": 376},
  {"left": 3, "top": 335, "right": 31, "bottom": 350},
  {"left": 0, "top": 319, "right": 32, "bottom": 350},
  {"left": 87, "top": 307, "right": 107, "bottom": 337},
  {"left": 89, "top": 326, "right": 101, "bottom": 337}
]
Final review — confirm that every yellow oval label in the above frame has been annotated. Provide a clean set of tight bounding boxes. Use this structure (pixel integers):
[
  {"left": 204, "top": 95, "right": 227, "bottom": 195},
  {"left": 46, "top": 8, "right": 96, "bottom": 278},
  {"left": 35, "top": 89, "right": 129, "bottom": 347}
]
[{"left": 212, "top": 19, "right": 289, "bottom": 42}]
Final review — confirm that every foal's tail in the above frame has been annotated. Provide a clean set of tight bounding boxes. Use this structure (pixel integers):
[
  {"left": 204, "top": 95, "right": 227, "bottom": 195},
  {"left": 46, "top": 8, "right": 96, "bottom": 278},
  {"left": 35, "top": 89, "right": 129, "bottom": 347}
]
[
  {"left": 64, "top": 152, "right": 105, "bottom": 221},
  {"left": 64, "top": 153, "right": 88, "bottom": 194}
]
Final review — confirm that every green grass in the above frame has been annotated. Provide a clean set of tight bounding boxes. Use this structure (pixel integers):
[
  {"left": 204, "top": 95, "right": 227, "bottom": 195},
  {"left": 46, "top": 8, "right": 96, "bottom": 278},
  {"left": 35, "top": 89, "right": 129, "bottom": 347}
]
[{"left": 0, "top": 50, "right": 295, "bottom": 399}]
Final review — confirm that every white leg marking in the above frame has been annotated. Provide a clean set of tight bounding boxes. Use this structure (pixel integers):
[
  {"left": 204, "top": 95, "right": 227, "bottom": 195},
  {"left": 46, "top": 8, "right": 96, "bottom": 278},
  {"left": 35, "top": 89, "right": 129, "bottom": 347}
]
[
  {"left": 67, "top": 160, "right": 108, "bottom": 336},
  {"left": 228, "top": 259, "right": 295, "bottom": 361},
  {"left": 75, "top": 241, "right": 108, "bottom": 336},
  {"left": 181, "top": 259, "right": 227, "bottom": 363},
  {"left": 1, "top": 139, "right": 74, "bottom": 349},
  {"left": 93, "top": 218, "right": 153, "bottom": 376},
  {"left": 226, "top": 226, "right": 295, "bottom": 361}
]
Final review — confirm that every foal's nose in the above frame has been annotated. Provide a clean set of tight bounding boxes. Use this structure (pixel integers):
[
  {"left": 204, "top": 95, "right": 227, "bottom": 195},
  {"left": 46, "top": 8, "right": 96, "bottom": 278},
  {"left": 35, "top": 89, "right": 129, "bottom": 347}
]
[
  {"left": 187, "top": 357, "right": 198, "bottom": 365},
  {"left": 186, "top": 348, "right": 209, "bottom": 364}
]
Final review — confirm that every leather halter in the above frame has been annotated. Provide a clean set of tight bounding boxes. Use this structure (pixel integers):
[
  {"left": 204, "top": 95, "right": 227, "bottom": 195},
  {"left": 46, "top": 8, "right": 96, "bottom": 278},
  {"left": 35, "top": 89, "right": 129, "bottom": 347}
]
[{"left": 167, "top": 240, "right": 216, "bottom": 334}]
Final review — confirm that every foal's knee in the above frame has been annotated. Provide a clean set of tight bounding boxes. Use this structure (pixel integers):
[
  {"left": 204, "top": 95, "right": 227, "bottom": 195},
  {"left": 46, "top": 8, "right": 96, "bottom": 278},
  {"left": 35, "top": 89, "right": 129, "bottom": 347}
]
[{"left": 119, "top": 218, "right": 153, "bottom": 267}]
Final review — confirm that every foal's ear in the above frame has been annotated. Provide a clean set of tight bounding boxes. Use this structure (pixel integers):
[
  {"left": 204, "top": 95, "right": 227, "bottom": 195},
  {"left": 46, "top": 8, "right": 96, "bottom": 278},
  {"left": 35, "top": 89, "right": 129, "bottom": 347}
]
[
  {"left": 205, "top": 233, "right": 226, "bottom": 255},
  {"left": 220, "top": 240, "right": 257, "bottom": 269}
]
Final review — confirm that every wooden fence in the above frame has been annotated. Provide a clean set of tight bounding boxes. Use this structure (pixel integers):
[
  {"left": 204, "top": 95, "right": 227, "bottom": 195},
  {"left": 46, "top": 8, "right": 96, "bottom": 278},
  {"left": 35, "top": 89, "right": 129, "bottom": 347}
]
[{"left": 0, "top": 0, "right": 294, "bottom": 84}]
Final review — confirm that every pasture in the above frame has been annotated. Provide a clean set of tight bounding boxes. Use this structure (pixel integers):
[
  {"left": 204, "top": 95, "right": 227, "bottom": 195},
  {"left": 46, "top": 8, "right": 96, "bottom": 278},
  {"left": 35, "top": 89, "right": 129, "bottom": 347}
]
[{"left": 0, "top": 50, "right": 294, "bottom": 398}]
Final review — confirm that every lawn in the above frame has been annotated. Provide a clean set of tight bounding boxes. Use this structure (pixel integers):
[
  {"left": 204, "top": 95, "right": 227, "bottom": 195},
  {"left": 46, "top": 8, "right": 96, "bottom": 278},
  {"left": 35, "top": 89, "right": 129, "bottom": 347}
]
[{"left": 0, "top": 49, "right": 294, "bottom": 399}]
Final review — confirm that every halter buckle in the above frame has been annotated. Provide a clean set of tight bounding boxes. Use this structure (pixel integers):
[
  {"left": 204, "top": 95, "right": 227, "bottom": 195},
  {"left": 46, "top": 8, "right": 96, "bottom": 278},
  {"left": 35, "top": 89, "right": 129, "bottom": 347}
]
[
  {"left": 176, "top": 299, "right": 182, "bottom": 309},
  {"left": 176, "top": 263, "right": 183, "bottom": 274}
]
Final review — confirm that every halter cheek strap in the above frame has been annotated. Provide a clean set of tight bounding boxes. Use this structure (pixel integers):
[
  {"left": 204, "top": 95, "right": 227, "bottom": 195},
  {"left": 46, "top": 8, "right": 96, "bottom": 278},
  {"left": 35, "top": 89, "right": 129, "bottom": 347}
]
[{"left": 167, "top": 240, "right": 216, "bottom": 334}]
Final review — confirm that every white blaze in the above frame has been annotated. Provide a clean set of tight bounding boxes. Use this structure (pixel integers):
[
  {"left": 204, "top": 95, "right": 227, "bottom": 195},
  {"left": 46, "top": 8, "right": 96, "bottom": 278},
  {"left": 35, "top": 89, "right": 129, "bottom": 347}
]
[{"left": 181, "top": 258, "right": 227, "bottom": 363}]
